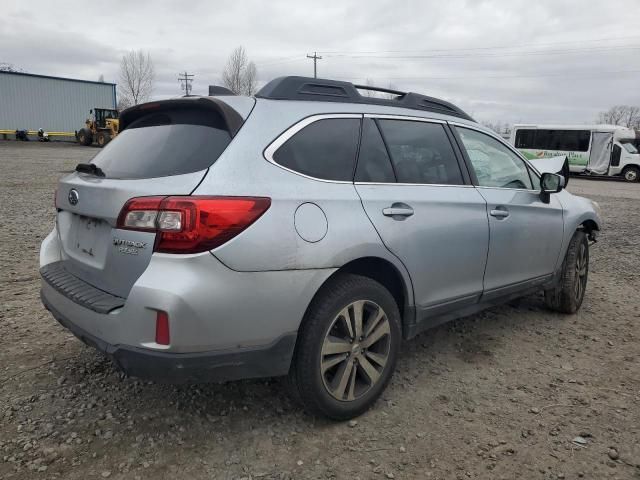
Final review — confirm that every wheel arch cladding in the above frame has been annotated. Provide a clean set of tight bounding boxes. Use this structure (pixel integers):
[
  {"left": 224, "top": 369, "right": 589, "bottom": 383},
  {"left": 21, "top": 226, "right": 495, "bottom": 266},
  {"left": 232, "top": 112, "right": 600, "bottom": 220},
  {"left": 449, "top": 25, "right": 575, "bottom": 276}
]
[
  {"left": 300, "top": 257, "right": 411, "bottom": 336},
  {"left": 580, "top": 219, "right": 599, "bottom": 233}
]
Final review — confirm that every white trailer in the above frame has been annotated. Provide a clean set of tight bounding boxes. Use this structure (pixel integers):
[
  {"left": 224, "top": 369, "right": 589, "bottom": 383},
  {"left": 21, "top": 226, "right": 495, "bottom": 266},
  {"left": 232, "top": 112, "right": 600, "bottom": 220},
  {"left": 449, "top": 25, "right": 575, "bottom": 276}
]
[{"left": 511, "top": 124, "right": 640, "bottom": 182}]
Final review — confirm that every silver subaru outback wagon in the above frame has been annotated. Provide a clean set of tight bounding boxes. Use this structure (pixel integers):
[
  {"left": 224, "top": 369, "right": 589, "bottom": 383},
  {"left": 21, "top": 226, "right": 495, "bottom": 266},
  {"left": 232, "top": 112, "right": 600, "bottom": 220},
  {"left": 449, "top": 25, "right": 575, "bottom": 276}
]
[{"left": 40, "top": 76, "right": 601, "bottom": 419}]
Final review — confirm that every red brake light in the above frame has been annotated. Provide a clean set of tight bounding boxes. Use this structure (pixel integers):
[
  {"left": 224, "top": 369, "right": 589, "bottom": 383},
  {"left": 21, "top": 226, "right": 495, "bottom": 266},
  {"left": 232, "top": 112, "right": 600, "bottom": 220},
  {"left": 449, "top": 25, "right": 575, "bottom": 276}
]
[{"left": 117, "top": 196, "right": 271, "bottom": 254}]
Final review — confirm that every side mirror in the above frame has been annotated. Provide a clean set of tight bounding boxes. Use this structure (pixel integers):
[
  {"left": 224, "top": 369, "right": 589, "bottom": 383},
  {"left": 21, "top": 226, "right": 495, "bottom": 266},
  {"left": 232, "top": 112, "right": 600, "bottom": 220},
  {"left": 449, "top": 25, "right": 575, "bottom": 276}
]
[
  {"left": 89, "top": 109, "right": 93, "bottom": 114},
  {"left": 541, "top": 172, "right": 565, "bottom": 194}
]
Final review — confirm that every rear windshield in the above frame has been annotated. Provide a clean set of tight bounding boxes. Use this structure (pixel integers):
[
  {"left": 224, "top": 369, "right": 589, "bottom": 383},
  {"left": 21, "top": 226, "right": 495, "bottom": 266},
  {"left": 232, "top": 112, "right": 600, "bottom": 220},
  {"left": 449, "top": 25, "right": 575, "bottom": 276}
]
[{"left": 91, "top": 107, "right": 232, "bottom": 179}]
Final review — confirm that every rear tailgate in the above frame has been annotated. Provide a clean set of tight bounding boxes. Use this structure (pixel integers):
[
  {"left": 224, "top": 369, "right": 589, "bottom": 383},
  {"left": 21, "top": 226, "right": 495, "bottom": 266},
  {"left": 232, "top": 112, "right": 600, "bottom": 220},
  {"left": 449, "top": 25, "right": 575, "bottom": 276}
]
[
  {"left": 55, "top": 171, "right": 206, "bottom": 298},
  {"left": 53, "top": 97, "right": 253, "bottom": 298}
]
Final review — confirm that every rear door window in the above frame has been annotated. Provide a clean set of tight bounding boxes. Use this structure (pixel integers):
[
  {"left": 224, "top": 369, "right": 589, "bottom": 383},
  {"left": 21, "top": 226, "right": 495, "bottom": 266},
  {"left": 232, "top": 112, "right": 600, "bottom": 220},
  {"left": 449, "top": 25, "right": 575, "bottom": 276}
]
[
  {"left": 91, "top": 108, "right": 232, "bottom": 179},
  {"left": 273, "top": 118, "right": 360, "bottom": 181},
  {"left": 377, "top": 120, "right": 464, "bottom": 185}
]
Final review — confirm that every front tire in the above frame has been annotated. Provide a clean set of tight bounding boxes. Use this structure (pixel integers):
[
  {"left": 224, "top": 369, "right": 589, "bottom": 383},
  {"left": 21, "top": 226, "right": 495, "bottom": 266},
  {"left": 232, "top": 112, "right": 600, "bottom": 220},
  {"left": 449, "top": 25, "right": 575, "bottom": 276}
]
[
  {"left": 622, "top": 166, "right": 639, "bottom": 183},
  {"left": 544, "top": 230, "right": 589, "bottom": 313},
  {"left": 290, "top": 274, "right": 401, "bottom": 420},
  {"left": 96, "top": 131, "right": 111, "bottom": 147}
]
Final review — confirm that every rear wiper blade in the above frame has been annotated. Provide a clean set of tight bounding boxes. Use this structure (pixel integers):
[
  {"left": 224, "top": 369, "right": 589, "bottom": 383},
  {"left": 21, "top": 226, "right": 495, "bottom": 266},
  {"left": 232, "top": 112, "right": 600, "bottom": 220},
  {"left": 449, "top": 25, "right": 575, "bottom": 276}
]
[{"left": 75, "top": 163, "right": 105, "bottom": 177}]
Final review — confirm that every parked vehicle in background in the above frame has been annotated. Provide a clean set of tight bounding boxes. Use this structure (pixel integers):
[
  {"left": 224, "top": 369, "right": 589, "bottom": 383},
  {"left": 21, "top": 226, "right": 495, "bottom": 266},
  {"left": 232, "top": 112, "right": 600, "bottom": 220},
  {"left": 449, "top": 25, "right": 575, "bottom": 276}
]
[
  {"left": 76, "top": 108, "right": 119, "bottom": 147},
  {"left": 40, "top": 77, "right": 601, "bottom": 420},
  {"left": 511, "top": 124, "right": 640, "bottom": 182}
]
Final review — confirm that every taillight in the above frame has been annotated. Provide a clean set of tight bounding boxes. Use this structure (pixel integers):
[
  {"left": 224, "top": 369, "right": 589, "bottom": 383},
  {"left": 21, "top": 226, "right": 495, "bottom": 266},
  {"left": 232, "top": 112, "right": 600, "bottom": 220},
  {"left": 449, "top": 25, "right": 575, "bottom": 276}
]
[{"left": 116, "top": 196, "right": 271, "bottom": 254}]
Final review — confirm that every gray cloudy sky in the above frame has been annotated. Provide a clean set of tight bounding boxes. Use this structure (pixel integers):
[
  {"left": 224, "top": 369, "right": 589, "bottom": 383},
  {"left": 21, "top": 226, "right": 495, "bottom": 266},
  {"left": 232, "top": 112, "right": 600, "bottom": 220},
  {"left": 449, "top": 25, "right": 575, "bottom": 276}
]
[{"left": 2, "top": 0, "right": 639, "bottom": 124}]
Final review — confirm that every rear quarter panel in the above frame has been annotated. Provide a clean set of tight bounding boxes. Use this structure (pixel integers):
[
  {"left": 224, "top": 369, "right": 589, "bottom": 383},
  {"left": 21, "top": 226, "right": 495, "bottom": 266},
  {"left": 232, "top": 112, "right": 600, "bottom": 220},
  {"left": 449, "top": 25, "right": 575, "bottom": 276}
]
[{"left": 192, "top": 100, "right": 415, "bottom": 304}]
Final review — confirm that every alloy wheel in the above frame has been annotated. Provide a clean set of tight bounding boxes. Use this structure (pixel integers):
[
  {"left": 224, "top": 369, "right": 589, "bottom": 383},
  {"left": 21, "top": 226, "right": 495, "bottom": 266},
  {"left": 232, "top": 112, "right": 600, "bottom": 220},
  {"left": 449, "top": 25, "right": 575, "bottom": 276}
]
[
  {"left": 320, "top": 300, "right": 391, "bottom": 402},
  {"left": 624, "top": 169, "right": 637, "bottom": 182}
]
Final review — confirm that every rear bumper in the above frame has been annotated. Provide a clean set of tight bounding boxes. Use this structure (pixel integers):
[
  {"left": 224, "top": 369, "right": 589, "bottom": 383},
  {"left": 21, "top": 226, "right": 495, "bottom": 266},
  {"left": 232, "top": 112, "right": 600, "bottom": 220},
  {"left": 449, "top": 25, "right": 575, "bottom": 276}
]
[
  {"left": 39, "top": 226, "right": 337, "bottom": 382},
  {"left": 40, "top": 227, "right": 335, "bottom": 350},
  {"left": 42, "top": 290, "right": 297, "bottom": 383}
]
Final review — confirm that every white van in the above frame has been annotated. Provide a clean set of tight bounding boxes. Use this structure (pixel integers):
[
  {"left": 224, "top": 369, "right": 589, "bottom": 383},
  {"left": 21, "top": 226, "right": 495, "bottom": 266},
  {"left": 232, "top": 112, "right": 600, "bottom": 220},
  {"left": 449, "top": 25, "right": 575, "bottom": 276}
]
[{"left": 511, "top": 124, "right": 640, "bottom": 182}]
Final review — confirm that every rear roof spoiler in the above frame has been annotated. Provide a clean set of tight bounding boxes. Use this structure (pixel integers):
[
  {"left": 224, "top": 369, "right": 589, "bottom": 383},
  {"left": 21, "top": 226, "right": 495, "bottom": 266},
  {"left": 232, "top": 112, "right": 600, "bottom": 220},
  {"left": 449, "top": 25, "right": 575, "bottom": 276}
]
[{"left": 119, "top": 97, "right": 245, "bottom": 137}]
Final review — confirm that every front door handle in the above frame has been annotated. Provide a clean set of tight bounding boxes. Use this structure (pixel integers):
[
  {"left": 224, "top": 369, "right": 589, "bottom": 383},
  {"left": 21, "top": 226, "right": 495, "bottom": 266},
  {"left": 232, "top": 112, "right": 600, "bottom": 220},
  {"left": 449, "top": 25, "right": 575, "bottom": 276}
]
[
  {"left": 489, "top": 208, "right": 510, "bottom": 219},
  {"left": 383, "top": 204, "right": 414, "bottom": 218}
]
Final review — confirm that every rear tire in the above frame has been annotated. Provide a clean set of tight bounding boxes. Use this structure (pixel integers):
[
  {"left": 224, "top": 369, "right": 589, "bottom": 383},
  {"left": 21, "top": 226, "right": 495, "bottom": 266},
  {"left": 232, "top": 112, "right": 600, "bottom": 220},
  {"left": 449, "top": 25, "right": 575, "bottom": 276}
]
[
  {"left": 290, "top": 274, "right": 401, "bottom": 420},
  {"left": 544, "top": 230, "right": 589, "bottom": 314},
  {"left": 622, "top": 166, "right": 639, "bottom": 182},
  {"left": 77, "top": 128, "right": 92, "bottom": 146}
]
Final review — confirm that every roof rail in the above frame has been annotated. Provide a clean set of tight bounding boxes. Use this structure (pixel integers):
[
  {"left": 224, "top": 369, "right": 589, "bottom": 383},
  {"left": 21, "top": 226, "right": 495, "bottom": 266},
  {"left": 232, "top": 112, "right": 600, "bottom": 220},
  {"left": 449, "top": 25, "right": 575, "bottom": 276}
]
[{"left": 255, "top": 76, "right": 474, "bottom": 121}]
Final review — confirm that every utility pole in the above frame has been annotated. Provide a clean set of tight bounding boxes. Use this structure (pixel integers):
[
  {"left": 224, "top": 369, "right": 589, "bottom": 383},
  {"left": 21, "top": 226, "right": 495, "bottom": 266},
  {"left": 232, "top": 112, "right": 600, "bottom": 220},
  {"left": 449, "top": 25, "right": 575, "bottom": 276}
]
[
  {"left": 178, "top": 71, "right": 194, "bottom": 96},
  {"left": 306, "top": 52, "right": 323, "bottom": 78}
]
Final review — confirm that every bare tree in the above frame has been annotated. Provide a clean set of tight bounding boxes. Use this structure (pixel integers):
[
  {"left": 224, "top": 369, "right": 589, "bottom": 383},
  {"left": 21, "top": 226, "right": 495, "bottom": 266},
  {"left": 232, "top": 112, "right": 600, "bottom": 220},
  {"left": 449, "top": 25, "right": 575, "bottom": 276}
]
[
  {"left": 359, "top": 79, "right": 399, "bottom": 99},
  {"left": 361, "top": 78, "right": 377, "bottom": 97},
  {"left": 481, "top": 120, "right": 512, "bottom": 136},
  {"left": 623, "top": 106, "right": 640, "bottom": 129},
  {"left": 0, "top": 62, "right": 22, "bottom": 72},
  {"left": 119, "top": 50, "right": 155, "bottom": 109},
  {"left": 382, "top": 82, "right": 399, "bottom": 100},
  {"left": 242, "top": 61, "right": 258, "bottom": 96},
  {"left": 222, "top": 46, "right": 259, "bottom": 95},
  {"left": 597, "top": 106, "right": 626, "bottom": 126},
  {"left": 597, "top": 105, "right": 640, "bottom": 128}
]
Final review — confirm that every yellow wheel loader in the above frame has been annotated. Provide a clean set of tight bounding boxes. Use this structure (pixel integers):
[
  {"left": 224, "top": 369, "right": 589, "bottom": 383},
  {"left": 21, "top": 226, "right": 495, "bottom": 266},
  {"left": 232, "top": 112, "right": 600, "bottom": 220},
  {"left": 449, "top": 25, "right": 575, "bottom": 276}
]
[{"left": 76, "top": 108, "right": 119, "bottom": 147}]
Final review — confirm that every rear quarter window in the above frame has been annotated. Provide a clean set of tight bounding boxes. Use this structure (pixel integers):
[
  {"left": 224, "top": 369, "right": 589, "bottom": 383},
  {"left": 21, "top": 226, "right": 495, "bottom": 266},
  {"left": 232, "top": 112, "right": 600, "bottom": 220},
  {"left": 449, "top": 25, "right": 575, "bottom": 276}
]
[
  {"left": 355, "top": 118, "right": 396, "bottom": 183},
  {"left": 92, "top": 107, "right": 232, "bottom": 179},
  {"left": 272, "top": 118, "right": 360, "bottom": 181}
]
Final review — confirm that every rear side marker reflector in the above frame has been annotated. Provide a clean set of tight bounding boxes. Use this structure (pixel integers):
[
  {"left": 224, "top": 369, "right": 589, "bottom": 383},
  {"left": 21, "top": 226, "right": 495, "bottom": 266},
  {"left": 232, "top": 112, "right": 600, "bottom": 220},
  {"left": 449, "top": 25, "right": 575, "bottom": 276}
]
[
  {"left": 155, "top": 311, "right": 170, "bottom": 345},
  {"left": 117, "top": 196, "right": 271, "bottom": 254}
]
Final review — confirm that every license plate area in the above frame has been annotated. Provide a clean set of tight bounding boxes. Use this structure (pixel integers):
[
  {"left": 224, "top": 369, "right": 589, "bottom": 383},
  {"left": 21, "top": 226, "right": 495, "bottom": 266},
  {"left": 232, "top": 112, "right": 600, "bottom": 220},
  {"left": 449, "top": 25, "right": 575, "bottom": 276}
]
[
  {"left": 62, "top": 213, "right": 112, "bottom": 268},
  {"left": 73, "top": 215, "right": 104, "bottom": 258},
  {"left": 57, "top": 210, "right": 158, "bottom": 297}
]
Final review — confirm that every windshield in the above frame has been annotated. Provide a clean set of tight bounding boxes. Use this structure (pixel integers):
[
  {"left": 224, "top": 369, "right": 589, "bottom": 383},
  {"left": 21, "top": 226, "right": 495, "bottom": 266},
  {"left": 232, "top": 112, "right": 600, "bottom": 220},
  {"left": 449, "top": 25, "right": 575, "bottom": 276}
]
[{"left": 621, "top": 141, "right": 638, "bottom": 154}]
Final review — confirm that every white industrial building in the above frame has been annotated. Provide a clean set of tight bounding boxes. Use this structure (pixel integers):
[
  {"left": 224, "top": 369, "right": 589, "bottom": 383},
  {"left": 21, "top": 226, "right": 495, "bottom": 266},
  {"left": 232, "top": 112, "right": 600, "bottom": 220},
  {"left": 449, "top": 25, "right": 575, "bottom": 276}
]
[{"left": 0, "top": 71, "right": 116, "bottom": 134}]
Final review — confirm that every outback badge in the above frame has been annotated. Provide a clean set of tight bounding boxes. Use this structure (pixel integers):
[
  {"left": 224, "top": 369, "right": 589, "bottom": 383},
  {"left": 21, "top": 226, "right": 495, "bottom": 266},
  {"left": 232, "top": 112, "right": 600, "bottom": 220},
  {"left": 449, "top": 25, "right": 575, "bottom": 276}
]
[{"left": 113, "top": 238, "right": 147, "bottom": 255}]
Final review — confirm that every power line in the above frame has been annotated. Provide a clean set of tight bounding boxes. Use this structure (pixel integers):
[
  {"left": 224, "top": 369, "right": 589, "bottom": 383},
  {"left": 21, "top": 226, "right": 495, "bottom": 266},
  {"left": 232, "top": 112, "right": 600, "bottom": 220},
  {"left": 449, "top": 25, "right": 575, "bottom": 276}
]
[
  {"left": 178, "top": 71, "right": 194, "bottom": 96},
  {"left": 317, "top": 34, "right": 640, "bottom": 55},
  {"left": 254, "top": 55, "right": 306, "bottom": 67},
  {"left": 306, "top": 52, "right": 323, "bottom": 78},
  {"left": 333, "top": 68, "right": 640, "bottom": 81},
  {"left": 323, "top": 45, "right": 640, "bottom": 60},
  {"left": 247, "top": 35, "right": 640, "bottom": 69}
]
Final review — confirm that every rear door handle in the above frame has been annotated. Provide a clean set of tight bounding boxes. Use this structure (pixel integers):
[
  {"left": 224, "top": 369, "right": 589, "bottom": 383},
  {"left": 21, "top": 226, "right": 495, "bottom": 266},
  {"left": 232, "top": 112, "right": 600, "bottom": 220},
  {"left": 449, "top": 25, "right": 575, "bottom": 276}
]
[
  {"left": 489, "top": 208, "right": 510, "bottom": 219},
  {"left": 383, "top": 204, "right": 414, "bottom": 217}
]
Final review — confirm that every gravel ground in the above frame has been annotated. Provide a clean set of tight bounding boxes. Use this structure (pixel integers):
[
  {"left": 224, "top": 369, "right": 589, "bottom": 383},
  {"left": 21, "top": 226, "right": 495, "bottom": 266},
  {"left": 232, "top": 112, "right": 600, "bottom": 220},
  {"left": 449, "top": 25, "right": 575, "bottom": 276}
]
[{"left": 1, "top": 142, "right": 638, "bottom": 480}]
